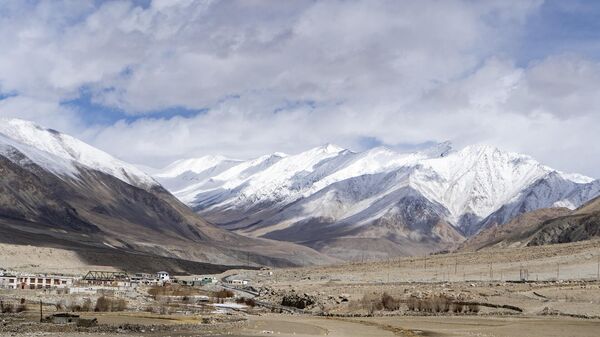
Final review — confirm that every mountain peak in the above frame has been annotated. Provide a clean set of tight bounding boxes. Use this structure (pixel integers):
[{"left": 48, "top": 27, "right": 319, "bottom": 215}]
[
  {"left": 156, "top": 155, "right": 241, "bottom": 178},
  {"left": 314, "top": 143, "right": 345, "bottom": 154},
  {"left": 420, "top": 141, "right": 453, "bottom": 158},
  {"left": 0, "top": 118, "right": 156, "bottom": 188}
]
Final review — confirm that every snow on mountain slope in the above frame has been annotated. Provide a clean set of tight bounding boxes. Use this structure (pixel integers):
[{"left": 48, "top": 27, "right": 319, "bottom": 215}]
[
  {"left": 156, "top": 155, "right": 240, "bottom": 178},
  {"left": 154, "top": 155, "right": 245, "bottom": 193},
  {"left": 156, "top": 142, "right": 599, "bottom": 244},
  {"left": 478, "top": 171, "right": 600, "bottom": 233},
  {"left": 0, "top": 118, "right": 156, "bottom": 188},
  {"left": 173, "top": 152, "right": 287, "bottom": 204},
  {"left": 166, "top": 143, "right": 453, "bottom": 213},
  {"left": 410, "top": 145, "right": 552, "bottom": 228}
]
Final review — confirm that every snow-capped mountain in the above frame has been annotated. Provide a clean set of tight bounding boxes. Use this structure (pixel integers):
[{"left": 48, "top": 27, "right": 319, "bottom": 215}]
[
  {"left": 154, "top": 155, "right": 245, "bottom": 192},
  {"left": 0, "top": 118, "right": 330, "bottom": 267},
  {"left": 0, "top": 118, "right": 156, "bottom": 189},
  {"left": 154, "top": 143, "right": 600, "bottom": 259}
]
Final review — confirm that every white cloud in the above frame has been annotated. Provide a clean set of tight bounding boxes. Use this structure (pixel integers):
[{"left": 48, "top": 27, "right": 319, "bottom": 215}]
[{"left": 0, "top": 0, "right": 599, "bottom": 177}]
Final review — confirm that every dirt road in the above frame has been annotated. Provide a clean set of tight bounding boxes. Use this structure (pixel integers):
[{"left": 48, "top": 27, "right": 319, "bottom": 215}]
[{"left": 233, "top": 315, "right": 600, "bottom": 337}]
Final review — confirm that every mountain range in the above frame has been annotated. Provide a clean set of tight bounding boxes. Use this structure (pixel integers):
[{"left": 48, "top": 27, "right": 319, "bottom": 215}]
[
  {"left": 0, "top": 119, "right": 332, "bottom": 272},
  {"left": 153, "top": 143, "right": 600, "bottom": 260},
  {"left": 1, "top": 117, "right": 598, "bottom": 267}
]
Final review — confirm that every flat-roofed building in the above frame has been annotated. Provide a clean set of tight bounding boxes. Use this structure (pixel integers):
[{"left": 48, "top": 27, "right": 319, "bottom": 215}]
[{"left": 1, "top": 274, "right": 74, "bottom": 289}]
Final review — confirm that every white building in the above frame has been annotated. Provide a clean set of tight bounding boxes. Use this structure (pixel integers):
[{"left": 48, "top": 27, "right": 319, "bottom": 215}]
[
  {"left": 228, "top": 279, "right": 249, "bottom": 286},
  {"left": 0, "top": 274, "right": 74, "bottom": 289},
  {"left": 156, "top": 271, "right": 170, "bottom": 282},
  {"left": 131, "top": 273, "right": 159, "bottom": 285},
  {"left": 194, "top": 276, "right": 218, "bottom": 285},
  {"left": 0, "top": 275, "right": 17, "bottom": 289}
]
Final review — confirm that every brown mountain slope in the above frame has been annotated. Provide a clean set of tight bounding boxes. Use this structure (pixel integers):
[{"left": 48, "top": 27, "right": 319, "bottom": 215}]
[
  {"left": 0, "top": 150, "right": 335, "bottom": 272},
  {"left": 528, "top": 196, "right": 600, "bottom": 246},
  {"left": 458, "top": 207, "right": 571, "bottom": 251},
  {"left": 459, "top": 196, "right": 600, "bottom": 251}
]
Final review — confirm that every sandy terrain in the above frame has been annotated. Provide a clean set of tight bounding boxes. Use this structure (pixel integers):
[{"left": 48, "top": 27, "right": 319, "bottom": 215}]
[
  {"left": 0, "top": 243, "right": 118, "bottom": 275},
  {"left": 361, "top": 316, "right": 600, "bottom": 337},
  {"left": 2, "top": 315, "right": 599, "bottom": 337},
  {"left": 255, "top": 239, "right": 600, "bottom": 285}
]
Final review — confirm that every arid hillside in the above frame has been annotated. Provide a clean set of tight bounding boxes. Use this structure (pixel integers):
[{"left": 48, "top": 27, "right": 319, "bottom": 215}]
[{"left": 0, "top": 120, "right": 334, "bottom": 271}]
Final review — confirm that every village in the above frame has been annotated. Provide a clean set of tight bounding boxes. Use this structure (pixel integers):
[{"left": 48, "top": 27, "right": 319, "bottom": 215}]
[
  {"left": 0, "top": 268, "right": 248, "bottom": 290},
  {"left": 1, "top": 240, "right": 600, "bottom": 336},
  {"left": 0, "top": 265, "right": 267, "bottom": 334},
  {"left": 0, "top": 266, "right": 261, "bottom": 290}
]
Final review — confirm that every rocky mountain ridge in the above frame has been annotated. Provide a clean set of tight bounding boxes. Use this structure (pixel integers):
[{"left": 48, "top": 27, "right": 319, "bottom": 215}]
[{"left": 154, "top": 142, "right": 600, "bottom": 259}]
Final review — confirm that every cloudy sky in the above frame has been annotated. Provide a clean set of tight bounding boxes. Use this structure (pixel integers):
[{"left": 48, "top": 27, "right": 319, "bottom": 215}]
[{"left": 0, "top": 0, "right": 599, "bottom": 176}]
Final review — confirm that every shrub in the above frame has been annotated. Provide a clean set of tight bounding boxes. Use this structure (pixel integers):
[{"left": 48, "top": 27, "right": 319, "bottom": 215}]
[
  {"left": 236, "top": 297, "right": 256, "bottom": 307},
  {"left": 407, "top": 297, "right": 417, "bottom": 311},
  {"left": 415, "top": 299, "right": 425, "bottom": 312},
  {"left": 360, "top": 294, "right": 383, "bottom": 313},
  {"left": 95, "top": 296, "right": 110, "bottom": 312},
  {"left": 1, "top": 302, "right": 14, "bottom": 313},
  {"left": 94, "top": 296, "right": 127, "bottom": 312},
  {"left": 148, "top": 285, "right": 198, "bottom": 299},
  {"left": 82, "top": 298, "right": 93, "bottom": 312},
  {"left": 0, "top": 302, "right": 26, "bottom": 313},
  {"left": 68, "top": 304, "right": 82, "bottom": 312},
  {"left": 467, "top": 304, "right": 480, "bottom": 313},
  {"left": 381, "top": 292, "right": 400, "bottom": 311},
  {"left": 452, "top": 303, "right": 464, "bottom": 313},
  {"left": 431, "top": 295, "right": 450, "bottom": 313},
  {"left": 14, "top": 304, "right": 27, "bottom": 313},
  {"left": 114, "top": 299, "right": 127, "bottom": 312},
  {"left": 405, "top": 295, "right": 460, "bottom": 314},
  {"left": 213, "top": 289, "right": 235, "bottom": 299}
]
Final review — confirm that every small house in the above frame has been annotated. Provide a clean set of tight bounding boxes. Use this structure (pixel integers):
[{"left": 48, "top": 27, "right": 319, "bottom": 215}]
[
  {"left": 156, "top": 271, "right": 170, "bottom": 282},
  {"left": 228, "top": 279, "right": 249, "bottom": 286}
]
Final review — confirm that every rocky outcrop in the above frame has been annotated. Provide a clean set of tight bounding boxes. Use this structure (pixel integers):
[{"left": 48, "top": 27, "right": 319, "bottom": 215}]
[{"left": 281, "top": 292, "right": 317, "bottom": 310}]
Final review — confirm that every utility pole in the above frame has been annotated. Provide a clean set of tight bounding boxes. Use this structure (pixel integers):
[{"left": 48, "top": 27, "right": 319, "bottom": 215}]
[
  {"left": 455, "top": 257, "right": 458, "bottom": 274},
  {"left": 596, "top": 255, "right": 600, "bottom": 281},
  {"left": 39, "top": 300, "right": 43, "bottom": 322}
]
